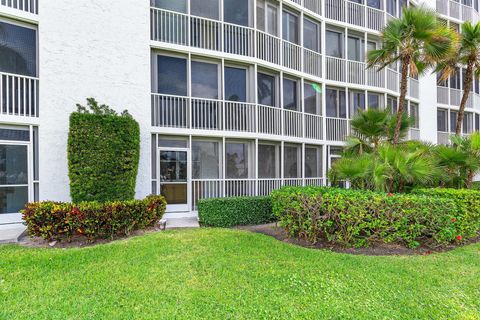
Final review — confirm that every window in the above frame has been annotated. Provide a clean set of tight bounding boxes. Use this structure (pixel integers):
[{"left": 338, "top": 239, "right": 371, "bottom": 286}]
[
  {"left": 225, "top": 67, "right": 247, "bottom": 102},
  {"left": 191, "top": 0, "right": 219, "bottom": 19},
  {"left": 475, "top": 76, "right": 479, "bottom": 94},
  {"left": 387, "top": 0, "right": 397, "bottom": 16},
  {"left": 463, "top": 112, "right": 474, "bottom": 134},
  {"left": 224, "top": 0, "right": 250, "bottom": 26},
  {"left": 326, "top": 87, "right": 347, "bottom": 118},
  {"left": 450, "top": 110, "right": 458, "bottom": 132},
  {"left": 258, "top": 72, "right": 276, "bottom": 107},
  {"left": 226, "top": 142, "right": 250, "bottom": 178},
  {"left": 409, "top": 102, "right": 419, "bottom": 129},
  {"left": 157, "top": 56, "right": 187, "bottom": 96},
  {"left": 367, "top": 41, "right": 377, "bottom": 52},
  {"left": 326, "top": 30, "right": 343, "bottom": 58},
  {"left": 191, "top": 61, "right": 219, "bottom": 99},
  {"left": 192, "top": 141, "right": 220, "bottom": 179},
  {"left": 303, "top": 19, "right": 320, "bottom": 52},
  {"left": 257, "top": 0, "right": 278, "bottom": 36},
  {"left": 367, "top": 0, "right": 381, "bottom": 9},
  {"left": 304, "top": 82, "right": 322, "bottom": 115},
  {"left": 347, "top": 36, "right": 362, "bottom": 61},
  {"left": 368, "top": 93, "right": 382, "bottom": 110},
  {"left": 305, "top": 146, "right": 322, "bottom": 178},
  {"left": 151, "top": 0, "right": 187, "bottom": 13},
  {"left": 284, "top": 145, "right": 301, "bottom": 178},
  {"left": 283, "top": 78, "right": 298, "bottom": 111},
  {"left": 387, "top": 96, "right": 397, "bottom": 113},
  {"left": 158, "top": 137, "right": 188, "bottom": 148},
  {"left": 0, "top": 145, "right": 28, "bottom": 214},
  {"left": 437, "top": 72, "right": 448, "bottom": 87},
  {"left": 0, "top": 21, "right": 37, "bottom": 77},
  {"left": 450, "top": 68, "right": 461, "bottom": 89},
  {"left": 437, "top": 109, "right": 448, "bottom": 132},
  {"left": 258, "top": 143, "right": 279, "bottom": 178},
  {"left": 282, "top": 10, "right": 299, "bottom": 44},
  {"left": 349, "top": 91, "right": 365, "bottom": 117}
]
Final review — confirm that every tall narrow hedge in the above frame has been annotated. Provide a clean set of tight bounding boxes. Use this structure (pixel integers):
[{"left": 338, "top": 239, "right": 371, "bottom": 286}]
[{"left": 68, "top": 98, "right": 140, "bottom": 202}]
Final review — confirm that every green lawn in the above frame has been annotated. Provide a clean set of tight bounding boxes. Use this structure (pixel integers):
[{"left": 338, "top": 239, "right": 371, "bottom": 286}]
[{"left": 1, "top": 229, "right": 479, "bottom": 320}]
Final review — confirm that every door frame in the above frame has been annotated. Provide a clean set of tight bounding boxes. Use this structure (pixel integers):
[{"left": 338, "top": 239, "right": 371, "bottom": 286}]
[
  {"left": 157, "top": 147, "right": 190, "bottom": 213},
  {"left": 0, "top": 140, "right": 32, "bottom": 225}
]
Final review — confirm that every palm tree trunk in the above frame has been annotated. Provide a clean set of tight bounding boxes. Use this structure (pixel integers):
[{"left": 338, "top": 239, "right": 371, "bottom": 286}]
[
  {"left": 455, "top": 61, "right": 475, "bottom": 136},
  {"left": 394, "top": 58, "right": 410, "bottom": 145}
]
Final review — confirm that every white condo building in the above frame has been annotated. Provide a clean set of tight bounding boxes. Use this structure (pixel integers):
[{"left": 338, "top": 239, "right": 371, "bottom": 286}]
[{"left": 0, "top": 0, "right": 478, "bottom": 223}]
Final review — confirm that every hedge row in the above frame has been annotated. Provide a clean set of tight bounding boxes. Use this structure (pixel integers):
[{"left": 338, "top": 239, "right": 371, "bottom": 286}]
[
  {"left": 68, "top": 100, "right": 140, "bottom": 203},
  {"left": 198, "top": 196, "right": 274, "bottom": 227},
  {"left": 412, "top": 188, "right": 480, "bottom": 238},
  {"left": 22, "top": 195, "right": 167, "bottom": 241},
  {"left": 271, "top": 187, "right": 469, "bottom": 248}
]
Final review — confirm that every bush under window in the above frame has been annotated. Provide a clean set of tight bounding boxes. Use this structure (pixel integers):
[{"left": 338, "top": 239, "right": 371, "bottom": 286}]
[{"left": 198, "top": 196, "right": 274, "bottom": 227}]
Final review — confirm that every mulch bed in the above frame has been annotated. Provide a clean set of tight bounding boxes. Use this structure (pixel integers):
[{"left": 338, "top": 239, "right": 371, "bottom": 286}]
[
  {"left": 17, "top": 227, "right": 162, "bottom": 249},
  {"left": 237, "top": 223, "right": 480, "bottom": 256}
]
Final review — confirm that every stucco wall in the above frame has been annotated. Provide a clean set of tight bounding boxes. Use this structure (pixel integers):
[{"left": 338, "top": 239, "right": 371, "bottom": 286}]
[{"left": 38, "top": 0, "right": 152, "bottom": 201}]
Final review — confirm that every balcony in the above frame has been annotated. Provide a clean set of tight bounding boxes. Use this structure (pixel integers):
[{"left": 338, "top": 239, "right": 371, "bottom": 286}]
[
  {"left": 192, "top": 177, "right": 325, "bottom": 210},
  {"left": 0, "top": 72, "right": 39, "bottom": 118},
  {"left": 0, "top": 0, "right": 37, "bottom": 14},
  {"left": 151, "top": 7, "right": 323, "bottom": 77},
  {"left": 152, "top": 93, "right": 349, "bottom": 141},
  {"left": 325, "top": 0, "right": 385, "bottom": 32},
  {"left": 436, "top": 0, "right": 479, "bottom": 22},
  {"left": 436, "top": 86, "right": 476, "bottom": 108},
  {"left": 408, "top": 78, "right": 419, "bottom": 100}
]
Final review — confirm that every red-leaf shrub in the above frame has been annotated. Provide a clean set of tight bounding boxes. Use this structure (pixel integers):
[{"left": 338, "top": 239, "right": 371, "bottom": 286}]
[{"left": 22, "top": 195, "right": 167, "bottom": 241}]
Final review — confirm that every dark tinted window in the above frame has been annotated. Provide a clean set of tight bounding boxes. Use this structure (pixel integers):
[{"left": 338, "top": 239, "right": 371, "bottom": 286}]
[
  {"left": 258, "top": 73, "right": 276, "bottom": 107},
  {"left": 151, "top": 0, "right": 187, "bottom": 12},
  {"left": 224, "top": 0, "right": 249, "bottom": 26},
  {"left": 225, "top": 67, "right": 247, "bottom": 102},
  {"left": 157, "top": 56, "right": 187, "bottom": 96},
  {"left": 0, "top": 22, "right": 37, "bottom": 77}
]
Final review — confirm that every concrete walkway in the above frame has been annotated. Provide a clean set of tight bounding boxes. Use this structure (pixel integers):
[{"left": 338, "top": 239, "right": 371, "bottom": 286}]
[
  {"left": 165, "top": 217, "right": 200, "bottom": 229},
  {"left": 0, "top": 224, "right": 27, "bottom": 244}
]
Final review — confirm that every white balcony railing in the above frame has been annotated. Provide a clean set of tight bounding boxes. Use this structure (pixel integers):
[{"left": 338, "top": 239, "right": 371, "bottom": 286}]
[
  {"left": 437, "top": 131, "right": 451, "bottom": 145},
  {"left": 326, "top": 117, "right": 350, "bottom": 141},
  {"left": 303, "top": 49, "right": 322, "bottom": 77},
  {"left": 258, "top": 104, "right": 282, "bottom": 135},
  {"left": 224, "top": 101, "right": 256, "bottom": 133},
  {"left": 152, "top": 94, "right": 350, "bottom": 141},
  {"left": 347, "top": 60, "right": 366, "bottom": 85},
  {"left": 0, "top": 0, "right": 37, "bottom": 14},
  {"left": 192, "top": 177, "right": 325, "bottom": 210},
  {"left": 408, "top": 128, "right": 420, "bottom": 140},
  {"left": 387, "top": 68, "right": 399, "bottom": 92},
  {"left": 437, "top": 86, "right": 449, "bottom": 105},
  {"left": 283, "top": 41, "right": 302, "bottom": 71},
  {"left": 450, "top": 88, "right": 462, "bottom": 106},
  {"left": 304, "top": 0, "right": 322, "bottom": 15},
  {"left": 284, "top": 109, "right": 303, "bottom": 137},
  {"left": 305, "top": 113, "right": 323, "bottom": 140},
  {"left": 436, "top": 0, "right": 479, "bottom": 22},
  {"left": 224, "top": 22, "right": 255, "bottom": 57},
  {"left": 367, "top": 66, "right": 385, "bottom": 88},
  {"left": 325, "top": 56, "right": 346, "bottom": 82},
  {"left": 0, "top": 72, "right": 39, "bottom": 118},
  {"left": 256, "top": 30, "right": 282, "bottom": 65},
  {"left": 408, "top": 78, "right": 419, "bottom": 99},
  {"left": 325, "top": 0, "right": 387, "bottom": 31}
]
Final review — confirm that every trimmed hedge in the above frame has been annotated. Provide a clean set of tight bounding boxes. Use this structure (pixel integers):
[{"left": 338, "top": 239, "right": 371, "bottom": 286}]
[
  {"left": 68, "top": 98, "right": 140, "bottom": 202},
  {"left": 272, "top": 187, "right": 467, "bottom": 248},
  {"left": 412, "top": 188, "right": 480, "bottom": 238},
  {"left": 22, "top": 195, "right": 167, "bottom": 241},
  {"left": 198, "top": 196, "right": 274, "bottom": 227}
]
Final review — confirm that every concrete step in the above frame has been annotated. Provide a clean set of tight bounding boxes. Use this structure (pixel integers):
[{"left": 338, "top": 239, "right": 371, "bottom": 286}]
[
  {"left": 0, "top": 224, "right": 27, "bottom": 244},
  {"left": 165, "top": 217, "right": 200, "bottom": 229}
]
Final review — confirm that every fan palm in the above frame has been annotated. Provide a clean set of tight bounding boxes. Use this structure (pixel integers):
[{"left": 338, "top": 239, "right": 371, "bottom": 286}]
[
  {"left": 346, "top": 109, "right": 412, "bottom": 155},
  {"left": 367, "top": 6, "right": 457, "bottom": 145},
  {"left": 437, "top": 22, "right": 480, "bottom": 135}
]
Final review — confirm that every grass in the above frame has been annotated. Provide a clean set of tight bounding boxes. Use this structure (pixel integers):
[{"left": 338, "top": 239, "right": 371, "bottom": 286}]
[{"left": 0, "top": 229, "right": 479, "bottom": 320}]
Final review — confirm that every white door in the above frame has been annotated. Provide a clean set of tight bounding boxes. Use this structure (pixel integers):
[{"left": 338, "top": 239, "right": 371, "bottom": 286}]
[
  {"left": 0, "top": 142, "right": 30, "bottom": 225},
  {"left": 159, "top": 148, "right": 189, "bottom": 213}
]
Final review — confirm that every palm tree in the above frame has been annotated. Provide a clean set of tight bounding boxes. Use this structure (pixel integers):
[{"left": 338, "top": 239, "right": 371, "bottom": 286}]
[
  {"left": 437, "top": 22, "right": 480, "bottom": 135},
  {"left": 346, "top": 108, "right": 412, "bottom": 155},
  {"left": 367, "top": 6, "right": 457, "bottom": 145}
]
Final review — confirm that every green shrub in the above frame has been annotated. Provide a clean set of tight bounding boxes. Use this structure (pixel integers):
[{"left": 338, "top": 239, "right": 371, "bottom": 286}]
[
  {"left": 68, "top": 98, "right": 140, "bottom": 202},
  {"left": 22, "top": 195, "right": 167, "bottom": 241},
  {"left": 412, "top": 188, "right": 480, "bottom": 238},
  {"left": 272, "top": 187, "right": 466, "bottom": 248},
  {"left": 198, "top": 196, "right": 274, "bottom": 228}
]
